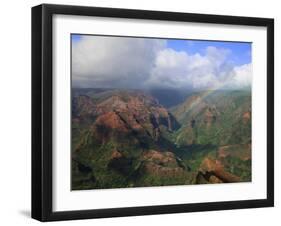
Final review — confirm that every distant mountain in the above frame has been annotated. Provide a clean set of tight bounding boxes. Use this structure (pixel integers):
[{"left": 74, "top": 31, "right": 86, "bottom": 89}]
[
  {"left": 72, "top": 88, "right": 251, "bottom": 190},
  {"left": 171, "top": 90, "right": 251, "bottom": 146},
  {"left": 73, "top": 88, "right": 192, "bottom": 108}
]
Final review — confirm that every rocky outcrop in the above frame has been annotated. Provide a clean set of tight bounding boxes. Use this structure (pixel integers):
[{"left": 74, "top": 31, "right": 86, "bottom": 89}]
[
  {"left": 73, "top": 91, "right": 180, "bottom": 146},
  {"left": 203, "top": 107, "right": 218, "bottom": 127},
  {"left": 94, "top": 111, "right": 129, "bottom": 132},
  {"left": 243, "top": 111, "right": 251, "bottom": 124},
  {"left": 138, "top": 150, "right": 187, "bottom": 177},
  {"left": 196, "top": 157, "right": 240, "bottom": 183},
  {"left": 107, "top": 149, "right": 133, "bottom": 175}
]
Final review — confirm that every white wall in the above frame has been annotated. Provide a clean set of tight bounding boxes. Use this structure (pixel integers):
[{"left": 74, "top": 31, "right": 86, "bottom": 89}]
[{"left": 0, "top": 0, "right": 279, "bottom": 225}]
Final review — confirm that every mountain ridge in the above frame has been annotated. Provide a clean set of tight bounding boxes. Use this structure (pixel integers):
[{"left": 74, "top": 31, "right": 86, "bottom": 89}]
[{"left": 72, "top": 88, "right": 251, "bottom": 190}]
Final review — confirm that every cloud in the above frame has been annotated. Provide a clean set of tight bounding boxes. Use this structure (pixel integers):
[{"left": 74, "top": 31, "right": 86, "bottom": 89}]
[
  {"left": 72, "top": 36, "right": 165, "bottom": 88},
  {"left": 72, "top": 36, "right": 252, "bottom": 90},
  {"left": 145, "top": 46, "right": 242, "bottom": 90},
  {"left": 229, "top": 63, "right": 252, "bottom": 88}
]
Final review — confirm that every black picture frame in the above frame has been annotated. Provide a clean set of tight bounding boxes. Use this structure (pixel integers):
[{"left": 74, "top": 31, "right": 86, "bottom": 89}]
[{"left": 32, "top": 3, "right": 274, "bottom": 222}]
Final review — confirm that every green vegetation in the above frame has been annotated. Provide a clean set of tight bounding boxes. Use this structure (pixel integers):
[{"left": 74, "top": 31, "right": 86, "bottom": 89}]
[{"left": 72, "top": 88, "right": 252, "bottom": 190}]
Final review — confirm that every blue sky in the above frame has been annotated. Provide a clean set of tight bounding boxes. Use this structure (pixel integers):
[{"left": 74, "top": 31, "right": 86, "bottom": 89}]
[
  {"left": 167, "top": 39, "right": 251, "bottom": 66},
  {"left": 72, "top": 34, "right": 82, "bottom": 43}
]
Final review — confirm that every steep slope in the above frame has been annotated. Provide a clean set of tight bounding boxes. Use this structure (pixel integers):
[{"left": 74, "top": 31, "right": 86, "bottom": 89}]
[
  {"left": 71, "top": 89, "right": 185, "bottom": 190},
  {"left": 171, "top": 90, "right": 251, "bottom": 146},
  {"left": 170, "top": 90, "right": 252, "bottom": 182},
  {"left": 72, "top": 90, "right": 180, "bottom": 147},
  {"left": 72, "top": 88, "right": 252, "bottom": 189}
]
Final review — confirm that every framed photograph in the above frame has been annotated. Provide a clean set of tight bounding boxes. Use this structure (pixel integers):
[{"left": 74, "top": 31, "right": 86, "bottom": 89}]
[{"left": 32, "top": 4, "right": 274, "bottom": 221}]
